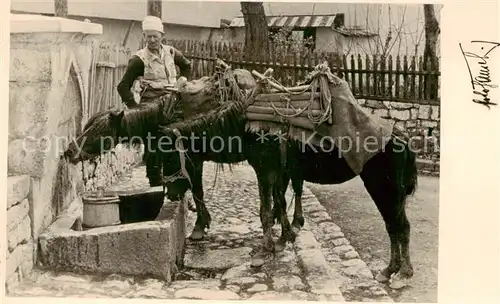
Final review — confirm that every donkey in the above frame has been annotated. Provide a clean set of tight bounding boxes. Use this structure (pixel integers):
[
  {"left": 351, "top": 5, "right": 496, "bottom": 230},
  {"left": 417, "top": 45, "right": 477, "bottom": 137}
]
[{"left": 156, "top": 68, "right": 418, "bottom": 281}]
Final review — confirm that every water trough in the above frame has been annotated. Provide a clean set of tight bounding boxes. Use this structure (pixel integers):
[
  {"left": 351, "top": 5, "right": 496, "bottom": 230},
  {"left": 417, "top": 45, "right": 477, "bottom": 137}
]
[{"left": 37, "top": 168, "right": 188, "bottom": 283}]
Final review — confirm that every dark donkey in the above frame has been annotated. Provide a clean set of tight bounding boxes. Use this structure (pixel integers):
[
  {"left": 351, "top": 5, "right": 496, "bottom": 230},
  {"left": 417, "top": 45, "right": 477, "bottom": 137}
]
[
  {"left": 159, "top": 67, "right": 418, "bottom": 283},
  {"left": 63, "top": 71, "right": 298, "bottom": 267},
  {"left": 62, "top": 70, "right": 293, "bottom": 249}
]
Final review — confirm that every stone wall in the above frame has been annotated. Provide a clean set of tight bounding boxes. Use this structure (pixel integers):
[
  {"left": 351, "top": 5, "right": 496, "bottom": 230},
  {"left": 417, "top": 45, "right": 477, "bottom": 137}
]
[
  {"left": 6, "top": 176, "right": 33, "bottom": 290},
  {"left": 358, "top": 99, "right": 440, "bottom": 162},
  {"left": 6, "top": 14, "right": 143, "bottom": 291},
  {"left": 80, "top": 144, "right": 144, "bottom": 193}
]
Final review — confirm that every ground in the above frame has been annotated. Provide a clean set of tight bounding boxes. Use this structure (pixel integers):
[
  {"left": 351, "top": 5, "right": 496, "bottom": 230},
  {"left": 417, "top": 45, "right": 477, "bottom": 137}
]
[
  {"left": 7, "top": 163, "right": 438, "bottom": 302},
  {"left": 307, "top": 175, "right": 439, "bottom": 303}
]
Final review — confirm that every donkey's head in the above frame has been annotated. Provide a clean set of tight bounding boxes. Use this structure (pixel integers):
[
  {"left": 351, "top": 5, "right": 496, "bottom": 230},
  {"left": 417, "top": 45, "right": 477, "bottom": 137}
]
[{"left": 64, "top": 110, "right": 124, "bottom": 164}]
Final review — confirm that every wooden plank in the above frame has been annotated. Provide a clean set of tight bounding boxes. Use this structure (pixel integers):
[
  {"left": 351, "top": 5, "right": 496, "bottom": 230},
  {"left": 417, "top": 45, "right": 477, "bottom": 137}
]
[
  {"left": 365, "top": 54, "right": 371, "bottom": 96},
  {"left": 403, "top": 55, "right": 409, "bottom": 99},
  {"left": 395, "top": 55, "right": 401, "bottom": 99},
  {"left": 387, "top": 55, "right": 393, "bottom": 98},
  {"left": 419, "top": 56, "right": 424, "bottom": 100},
  {"left": 253, "top": 92, "right": 320, "bottom": 102},
  {"left": 380, "top": 55, "right": 386, "bottom": 97},
  {"left": 246, "top": 113, "right": 316, "bottom": 131},
  {"left": 350, "top": 54, "right": 356, "bottom": 94},
  {"left": 411, "top": 56, "right": 417, "bottom": 99},
  {"left": 251, "top": 99, "right": 322, "bottom": 110},
  {"left": 247, "top": 105, "right": 324, "bottom": 117},
  {"left": 96, "top": 61, "right": 117, "bottom": 68},
  {"left": 357, "top": 54, "right": 363, "bottom": 96}
]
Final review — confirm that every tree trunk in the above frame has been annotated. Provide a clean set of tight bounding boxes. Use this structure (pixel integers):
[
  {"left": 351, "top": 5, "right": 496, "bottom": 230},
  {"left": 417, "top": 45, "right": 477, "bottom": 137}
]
[
  {"left": 141, "top": 0, "right": 163, "bottom": 49},
  {"left": 54, "top": 0, "right": 68, "bottom": 17},
  {"left": 240, "top": 1, "right": 270, "bottom": 63},
  {"left": 147, "top": 0, "right": 162, "bottom": 18},
  {"left": 423, "top": 4, "right": 440, "bottom": 99}
]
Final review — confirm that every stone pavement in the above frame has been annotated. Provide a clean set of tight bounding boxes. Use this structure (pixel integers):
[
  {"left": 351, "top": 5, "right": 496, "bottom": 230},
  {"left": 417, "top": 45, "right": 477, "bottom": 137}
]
[{"left": 8, "top": 162, "right": 394, "bottom": 301}]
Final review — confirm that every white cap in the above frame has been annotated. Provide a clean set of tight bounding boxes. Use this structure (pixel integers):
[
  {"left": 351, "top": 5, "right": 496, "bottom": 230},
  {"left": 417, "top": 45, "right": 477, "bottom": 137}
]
[{"left": 142, "top": 15, "right": 164, "bottom": 33}]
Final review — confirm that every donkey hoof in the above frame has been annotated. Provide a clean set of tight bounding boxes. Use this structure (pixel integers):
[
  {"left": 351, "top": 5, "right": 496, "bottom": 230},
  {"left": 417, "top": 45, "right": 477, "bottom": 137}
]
[
  {"left": 389, "top": 278, "right": 409, "bottom": 290},
  {"left": 189, "top": 229, "right": 205, "bottom": 241},
  {"left": 274, "top": 240, "right": 286, "bottom": 252},
  {"left": 389, "top": 272, "right": 411, "bottom": 289},
  {"left": 375, "top": 272, "right": 391, "bottom": 283},
  {"left": 251, "top": 250, "right": 272, "bottom": 267}
]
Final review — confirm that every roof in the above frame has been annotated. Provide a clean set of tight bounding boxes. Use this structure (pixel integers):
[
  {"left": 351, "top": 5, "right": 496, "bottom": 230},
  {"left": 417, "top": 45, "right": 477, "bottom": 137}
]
[
  {"left": 228, "top": 14, "right": 340, "bottom": 29},
  {"left": 10, "top": 0, "right": 242, "bottom": 28},
  {"left": 333, "top": 27, "right": 378, "bottom": 37}
]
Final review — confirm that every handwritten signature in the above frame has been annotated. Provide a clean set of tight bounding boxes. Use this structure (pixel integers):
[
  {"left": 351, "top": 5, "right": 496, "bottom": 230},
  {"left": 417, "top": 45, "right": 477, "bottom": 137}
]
[{"left": 459, "top": 40, "right": 499, "bottom": 109}]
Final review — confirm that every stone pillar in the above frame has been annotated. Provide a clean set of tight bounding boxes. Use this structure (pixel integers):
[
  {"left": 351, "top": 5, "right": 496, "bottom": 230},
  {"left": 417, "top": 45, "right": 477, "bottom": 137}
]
[{"left": 8, "top": 14, "right": 103, "bottom": 285}]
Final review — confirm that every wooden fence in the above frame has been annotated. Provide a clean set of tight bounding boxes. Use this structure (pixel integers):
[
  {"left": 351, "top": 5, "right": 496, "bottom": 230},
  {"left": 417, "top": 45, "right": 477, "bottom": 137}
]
[
  {"left": 168, "top": 39, "right": 440, "bottom": 104},
  {"left": 86, "top": 42, "right": 131, "bottom": 120}
]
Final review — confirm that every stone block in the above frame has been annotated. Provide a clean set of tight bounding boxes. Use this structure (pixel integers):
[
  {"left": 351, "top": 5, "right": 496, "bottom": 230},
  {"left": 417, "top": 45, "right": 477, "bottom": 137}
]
[
  {"left": 410, "top": 108, "right": 419, "bottom": 120},
  {"left": 9, "top": 82, "right": 50, "bottom": 140},
  {"left": 7, "top": 175, "right": 30, "bottom": 209},
  {"left": 8, "top": 138, "right": 47, "bottom": 177},
  {"left": 394, "top": 121, "right": 406, "bottom": 131},
  {"left": 389, "top": 101, "right": 413, "bottom": 110},
  {"left": 406, "top": 120, "right": 417, "bottom": 128},
  {"left": 365, "top": 100, "right": 387, "bottom": 109},
  {"left": 10, "top": 48, "right": 51, "bottom": 83},
  {"left": 5, "top": 272, "right": 20, "bottom": 294},
  {"left": 38, "top": 199, "right": 186, "bottom": 282},
  {"left": 389, "top": 109, "right": 410, "bottom": 121},
  {"left": 8, "top": 198, "right": 30, "bottom": 230},
  {"left": 294, "top": 231, "right": 321, "bottom": 251},
  {"left": 39, "top": 222, "right": 172, "bottom": 280},
  {"left": 371, "top": 109, "right": 390, "bottom": 120},
  {"left": 430, "top": 106, "right": 440, "bottom": 120},
  {"left": 6, "top": 241, "right": 33, "bottom": 279},
  {"left": 18, "top": 253, "right": 35, "bottom": 281},
  {"left": 421, "top": 120, "right": 439, "bottom": 128},
  {"left": 8, "top": 215, "right": 32, "bottom": 252},
  {"left": 418, "top": 105, "right": 431, "bottom": 119},
  {"left": 357, "top": 99, "right": 366, "bottom": 106}
]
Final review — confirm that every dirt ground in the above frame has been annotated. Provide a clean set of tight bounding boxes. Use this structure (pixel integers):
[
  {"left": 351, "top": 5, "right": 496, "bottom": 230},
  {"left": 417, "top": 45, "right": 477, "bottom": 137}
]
[{"left": 307, "top": 175, "right": 439, "bottom": 303}]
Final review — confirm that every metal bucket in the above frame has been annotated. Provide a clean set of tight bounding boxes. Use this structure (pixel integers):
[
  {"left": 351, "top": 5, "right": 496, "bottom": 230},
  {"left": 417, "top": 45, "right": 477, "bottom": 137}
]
[{"left": 82, "top": 194, "right": 121, "bottom": 228}]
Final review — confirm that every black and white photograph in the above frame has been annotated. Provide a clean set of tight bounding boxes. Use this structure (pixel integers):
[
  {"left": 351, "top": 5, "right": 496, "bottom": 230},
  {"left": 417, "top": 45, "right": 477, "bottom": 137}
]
[{"left": 1, "top": 0, "right": 498, "bottom": 303}]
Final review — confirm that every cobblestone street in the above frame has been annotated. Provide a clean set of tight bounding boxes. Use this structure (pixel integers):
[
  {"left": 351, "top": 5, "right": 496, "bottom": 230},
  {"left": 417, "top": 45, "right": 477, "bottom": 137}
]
[{"left": 8, "top": 162, "right": 394, "bottom": 301}]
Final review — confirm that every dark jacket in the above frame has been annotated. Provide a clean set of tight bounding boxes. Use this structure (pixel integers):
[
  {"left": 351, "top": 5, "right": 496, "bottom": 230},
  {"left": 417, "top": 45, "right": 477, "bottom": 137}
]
[{"left": 117, "top": 47, "right": 192, "bottom": 108}]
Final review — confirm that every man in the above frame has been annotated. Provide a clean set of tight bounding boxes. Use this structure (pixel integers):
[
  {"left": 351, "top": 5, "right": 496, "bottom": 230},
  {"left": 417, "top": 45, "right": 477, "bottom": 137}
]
[{"left": 117, "top": 15, "right": 192, "bottom": 187}]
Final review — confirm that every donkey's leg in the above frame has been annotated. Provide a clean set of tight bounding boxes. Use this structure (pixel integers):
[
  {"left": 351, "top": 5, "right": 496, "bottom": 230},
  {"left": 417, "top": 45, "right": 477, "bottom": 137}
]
[
  {"left": 396, "top": 206, "right": 413, "bottom": 280},
  {"left": 145, "top": 135, "right": 162, "bottom": 187},
  {"left": 361, "top": 176, "right": 402, "bottom": 282},
  {"left": 273, "top": 181, "right": 295, "bottom": 252},
  {"left": 291, "top": 176, "right": 305, "bottom": 234},
  {"left": 272, "top": 174, "right": 289, "bottom": 226},
  {"left": 251, "top": 171, "right": 276, "bottom": 267},
  {"left": 189, "top": 162, "right": 211, "bottom": 241},
  {"left": 360, "top": 153, "right": 413, "bottom": 284}
]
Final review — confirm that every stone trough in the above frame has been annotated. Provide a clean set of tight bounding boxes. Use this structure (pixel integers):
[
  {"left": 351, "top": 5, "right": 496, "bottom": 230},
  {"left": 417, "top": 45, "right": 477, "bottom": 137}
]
[{"left": 37, "top": 169, "right": 188, "bottom": 283}]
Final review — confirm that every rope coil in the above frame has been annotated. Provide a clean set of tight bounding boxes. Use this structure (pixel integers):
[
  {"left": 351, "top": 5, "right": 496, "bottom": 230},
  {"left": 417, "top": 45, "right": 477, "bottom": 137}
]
[{"left": 258, "top": 63, "right": 335, "bottom": 125}]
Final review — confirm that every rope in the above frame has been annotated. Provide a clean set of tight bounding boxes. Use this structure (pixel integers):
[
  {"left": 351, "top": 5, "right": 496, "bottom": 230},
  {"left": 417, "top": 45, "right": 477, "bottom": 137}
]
[
  {"left": 262, "top": 71, "right": 333, "bottom": 125},
  {"left": 216, "top": 71, "right": 245, "bottom": 104},
  {"left": 160, "top": 128, "right": 193, "bottom": 190}
]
